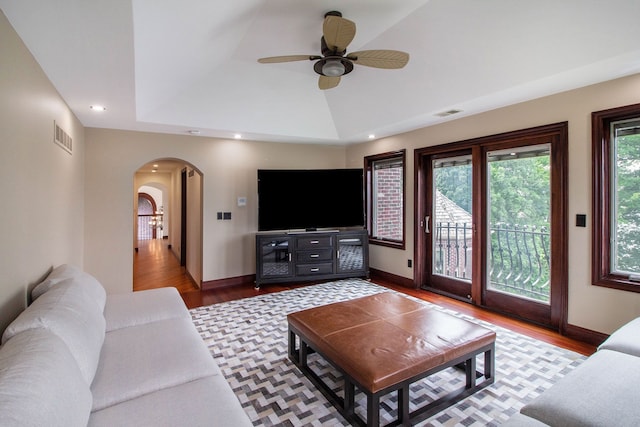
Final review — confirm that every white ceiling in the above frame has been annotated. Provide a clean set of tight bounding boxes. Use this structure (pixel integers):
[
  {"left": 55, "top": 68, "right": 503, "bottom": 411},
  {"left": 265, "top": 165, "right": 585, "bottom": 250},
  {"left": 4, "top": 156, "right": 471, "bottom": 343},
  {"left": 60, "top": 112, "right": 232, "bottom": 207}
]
[{"left": 3, "top": 0, "right": 640, "bottom": 145}]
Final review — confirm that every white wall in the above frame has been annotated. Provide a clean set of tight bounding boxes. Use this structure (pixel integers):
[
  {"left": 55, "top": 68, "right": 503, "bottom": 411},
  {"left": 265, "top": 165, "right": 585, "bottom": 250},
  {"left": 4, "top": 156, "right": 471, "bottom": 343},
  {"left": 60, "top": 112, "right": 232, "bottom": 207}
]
[
  {"left": 0, "top": 11, "right": 85, "bottom": 333},
  {"left": 346, "top": 73, "right": 640, "bottom": 335}
]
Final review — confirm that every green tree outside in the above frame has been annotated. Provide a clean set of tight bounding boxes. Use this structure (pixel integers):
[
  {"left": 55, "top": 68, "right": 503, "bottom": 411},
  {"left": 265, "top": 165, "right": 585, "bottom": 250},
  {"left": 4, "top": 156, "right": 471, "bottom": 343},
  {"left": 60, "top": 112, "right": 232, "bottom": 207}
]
[
  {"left": 614, "top": 132, "right": 640, "bottom": 274},
  {"left": 434, "top": 153, "right": 551, "bottom": 301}
]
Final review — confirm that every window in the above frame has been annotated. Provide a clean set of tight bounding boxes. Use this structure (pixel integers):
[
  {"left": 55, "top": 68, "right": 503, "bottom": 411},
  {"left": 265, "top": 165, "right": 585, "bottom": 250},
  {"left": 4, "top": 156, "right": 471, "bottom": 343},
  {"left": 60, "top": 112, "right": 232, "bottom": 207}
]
[
  {"left": 365, "top": 150, "right": 406, "bottom": 249},
  {"left": 593, "top": 103, "right": 640, "bottom": 292}
]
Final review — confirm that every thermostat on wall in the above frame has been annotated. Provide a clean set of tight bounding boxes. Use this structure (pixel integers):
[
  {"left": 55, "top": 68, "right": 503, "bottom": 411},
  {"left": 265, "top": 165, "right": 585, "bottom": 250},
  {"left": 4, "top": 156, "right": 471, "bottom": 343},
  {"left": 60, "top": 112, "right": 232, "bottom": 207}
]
[{"left": 237, "top": 197, "right": 247, "bottom": 207}]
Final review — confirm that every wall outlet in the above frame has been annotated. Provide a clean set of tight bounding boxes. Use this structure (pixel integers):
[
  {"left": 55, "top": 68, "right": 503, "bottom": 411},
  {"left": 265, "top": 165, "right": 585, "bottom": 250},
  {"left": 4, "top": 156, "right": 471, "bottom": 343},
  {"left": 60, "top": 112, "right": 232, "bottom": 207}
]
[
  {"left": 216, "top": 212, "right": 223, "bottom": 220},
  {"left": 576, "top": 214, "right": 586, "bottom": 227},
  {"left": 223, "top": 212, "right": 231, "bottom": 220},
  {"left": 407, "top": 259, "right": 412, "bottom": 268}
]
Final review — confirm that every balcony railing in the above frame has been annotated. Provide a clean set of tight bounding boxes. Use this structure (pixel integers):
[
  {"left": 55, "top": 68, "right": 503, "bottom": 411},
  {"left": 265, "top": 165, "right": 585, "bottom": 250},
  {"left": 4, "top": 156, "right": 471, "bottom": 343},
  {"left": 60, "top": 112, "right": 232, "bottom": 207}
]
[
  {"left": 138, "top": 214, "right": 163, "bottom": 240},
  {"left": 434, "top": 222, "right": 550, "bottom": 302}
]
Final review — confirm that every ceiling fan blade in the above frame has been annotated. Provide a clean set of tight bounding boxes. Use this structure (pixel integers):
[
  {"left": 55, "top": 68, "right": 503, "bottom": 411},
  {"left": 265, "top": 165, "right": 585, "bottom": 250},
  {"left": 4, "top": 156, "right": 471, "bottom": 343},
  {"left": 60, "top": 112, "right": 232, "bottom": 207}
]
[
  {"left": 347, "top": 50, "right": 409, "bottom": 69},
  {"left": 258, "top": 55, "right": 318, "bottom": 64},
  {"left": 323, "top": 16, "right": 356, "bottom": 52},
  {"left": 318, "top": 76, "right": 340, "bottom": 90}
]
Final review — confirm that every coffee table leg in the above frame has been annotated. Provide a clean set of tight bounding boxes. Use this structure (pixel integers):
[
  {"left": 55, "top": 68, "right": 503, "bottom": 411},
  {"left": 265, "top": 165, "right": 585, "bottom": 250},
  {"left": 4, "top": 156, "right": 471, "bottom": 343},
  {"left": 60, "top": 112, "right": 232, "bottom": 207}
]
[
  {"left": 485, "top": 346, "right": 495, "bottom": 381},
  {"left": 466, "top": 356, "right": 477, "bottom": 388},
  {"left": 288, "top": 330, "right": 297, "bottom": 362},
  {"left": 398, "top": 386, "right": 410, "bottom": 424},
  {"left": 367, "top": 394, "right": 380, "bottom": 427},
  {"left": 299, "top": 340, "right": 309, "bottom": 368},
  {"left": 344, "top": 379, "right": 355, "bottom": 416}
]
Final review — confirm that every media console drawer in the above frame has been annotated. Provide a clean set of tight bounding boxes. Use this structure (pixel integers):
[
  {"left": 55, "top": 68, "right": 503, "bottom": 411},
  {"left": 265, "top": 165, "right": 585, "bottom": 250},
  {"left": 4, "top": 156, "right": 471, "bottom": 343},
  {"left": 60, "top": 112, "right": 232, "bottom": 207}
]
[
  {"left": 296, "top": 263, "right": 333, "bottom": 276},
  {"left": 296, "top": 249, "right": 333, "bottom": 263},
  {"left": 297, "top": 236, "right": 332, "bottom": 249}
]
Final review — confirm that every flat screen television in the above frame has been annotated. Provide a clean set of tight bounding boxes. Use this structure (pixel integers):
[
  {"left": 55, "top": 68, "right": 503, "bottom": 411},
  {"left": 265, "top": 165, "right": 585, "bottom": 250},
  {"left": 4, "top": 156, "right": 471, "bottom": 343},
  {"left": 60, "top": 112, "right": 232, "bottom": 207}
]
[{"left": 257, "top": 168, "right": 365, "bottom": 232}]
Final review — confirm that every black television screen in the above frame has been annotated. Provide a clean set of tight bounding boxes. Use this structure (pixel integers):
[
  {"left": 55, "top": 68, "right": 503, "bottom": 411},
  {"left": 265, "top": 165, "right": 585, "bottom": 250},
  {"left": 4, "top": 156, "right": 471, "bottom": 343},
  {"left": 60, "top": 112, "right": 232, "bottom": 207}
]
[{"left": 257, "top": 169, "right": 365, "bottom": 232}]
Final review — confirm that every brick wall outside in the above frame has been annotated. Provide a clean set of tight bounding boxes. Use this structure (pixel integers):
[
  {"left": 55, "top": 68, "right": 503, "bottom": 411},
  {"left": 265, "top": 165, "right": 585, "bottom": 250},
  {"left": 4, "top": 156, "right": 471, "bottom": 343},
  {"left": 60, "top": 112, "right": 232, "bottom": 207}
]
[{"left": 373, "top": 167, "right": 403, "bottom": 240}]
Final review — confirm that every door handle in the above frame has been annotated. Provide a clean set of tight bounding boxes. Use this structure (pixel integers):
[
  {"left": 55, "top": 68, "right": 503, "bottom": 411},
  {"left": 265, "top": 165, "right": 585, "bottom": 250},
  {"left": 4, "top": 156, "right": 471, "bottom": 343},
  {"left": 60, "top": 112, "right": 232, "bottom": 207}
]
[{"left": 425, "top": 216, "right": 430, "bottom": 234}]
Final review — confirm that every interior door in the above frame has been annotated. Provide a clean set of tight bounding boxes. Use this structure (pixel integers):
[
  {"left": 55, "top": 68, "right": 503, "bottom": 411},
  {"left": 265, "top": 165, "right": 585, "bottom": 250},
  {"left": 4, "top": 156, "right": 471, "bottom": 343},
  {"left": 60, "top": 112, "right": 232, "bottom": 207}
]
[{"left": 180, "top": 168, "right": 187, "bottom": 266}]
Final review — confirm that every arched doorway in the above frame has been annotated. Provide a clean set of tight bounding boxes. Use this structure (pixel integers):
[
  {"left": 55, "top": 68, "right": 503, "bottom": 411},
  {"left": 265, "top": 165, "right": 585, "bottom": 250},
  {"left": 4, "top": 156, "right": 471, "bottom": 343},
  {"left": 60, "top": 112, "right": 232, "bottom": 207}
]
[
  {"left": 137, "top": 192, "right": 160, "bottom": 240},
  {"left": 133, "top": 159, "right": 204, "bottom": 291}
]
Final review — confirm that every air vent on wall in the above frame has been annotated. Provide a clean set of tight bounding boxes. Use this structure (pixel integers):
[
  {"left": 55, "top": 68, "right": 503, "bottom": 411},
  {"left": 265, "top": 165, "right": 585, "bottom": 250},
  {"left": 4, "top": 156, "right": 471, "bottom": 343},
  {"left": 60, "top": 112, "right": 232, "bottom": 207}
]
[
  {"left": 53, "top": 120, "right": 72, "bottom": 154},
  {"left": 435, "top": 109, "right": 463, "bottom": 117}
]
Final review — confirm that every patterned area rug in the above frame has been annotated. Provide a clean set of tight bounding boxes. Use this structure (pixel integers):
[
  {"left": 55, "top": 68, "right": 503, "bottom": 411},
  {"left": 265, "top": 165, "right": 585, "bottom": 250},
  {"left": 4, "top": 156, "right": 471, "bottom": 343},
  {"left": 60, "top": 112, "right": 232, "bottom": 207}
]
[{"left": 190, "top": 279, "right": 584, "bottom": 426}]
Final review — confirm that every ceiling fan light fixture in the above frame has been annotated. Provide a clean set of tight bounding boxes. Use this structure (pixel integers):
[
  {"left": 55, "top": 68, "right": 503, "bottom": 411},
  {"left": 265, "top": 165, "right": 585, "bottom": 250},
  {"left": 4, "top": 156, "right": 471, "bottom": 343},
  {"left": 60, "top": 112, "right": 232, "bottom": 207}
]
[{"left": 322, "top": 59, "right": 345, "bottom": 77}]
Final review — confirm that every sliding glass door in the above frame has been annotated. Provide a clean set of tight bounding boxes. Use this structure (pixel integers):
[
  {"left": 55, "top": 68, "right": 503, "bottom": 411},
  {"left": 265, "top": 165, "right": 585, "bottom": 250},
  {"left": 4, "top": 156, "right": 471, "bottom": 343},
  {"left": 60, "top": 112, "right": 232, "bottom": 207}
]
[
  {"left": 485, "top": 145, "right": 551, "bottom": 305},
  {"left": 415, "top": 124, "right": 567, "bottom": 329}
]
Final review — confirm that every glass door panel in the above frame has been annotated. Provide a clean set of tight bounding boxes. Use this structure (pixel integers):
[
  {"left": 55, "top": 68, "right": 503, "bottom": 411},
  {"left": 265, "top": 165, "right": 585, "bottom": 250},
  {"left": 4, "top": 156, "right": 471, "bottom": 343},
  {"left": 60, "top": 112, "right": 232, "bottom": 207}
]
[
  {"left": 258, "top": 237, "right": 293, "bottom": 279},
  {"left": 486, "top": 144, "right": 551, "bottom": 303},
  {"left": 337, "top": 234, "right": 365, "bottom": 274},
  {"left": 427, "top": 154, "right": 474, "bottom": 299}
]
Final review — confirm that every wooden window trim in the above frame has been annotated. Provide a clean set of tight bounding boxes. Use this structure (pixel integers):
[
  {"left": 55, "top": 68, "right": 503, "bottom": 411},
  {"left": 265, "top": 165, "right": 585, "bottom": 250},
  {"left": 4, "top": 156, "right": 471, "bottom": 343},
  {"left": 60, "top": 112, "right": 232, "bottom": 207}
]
[
  {"left": 592, "top": 103, "right": 640, "bottom": 293},
  {"left": 364, "top": 150, "right": 406, "bottom": 249}
]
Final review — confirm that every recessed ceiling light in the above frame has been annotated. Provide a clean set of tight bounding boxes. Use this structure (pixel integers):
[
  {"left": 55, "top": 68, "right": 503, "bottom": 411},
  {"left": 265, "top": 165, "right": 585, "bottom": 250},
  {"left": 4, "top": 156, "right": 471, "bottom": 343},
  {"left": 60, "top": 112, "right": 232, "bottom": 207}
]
[
  {"left": 234, "top": 134, "right": 242, "bottom": 139},
  {"left": 153, "top": 164, "right": 159, "bottom": 168},
  {"left": 188, "top": 130, "right": 201, "bottom": 135},
  {"left": 368, "top": 134, "right": 376, "bottom": 139},
  {"left": 90, "top": 105, "right": 106, "bottom": 111},
  {"left": 151, "top": 169, "right": 157, "bottom": 173}
]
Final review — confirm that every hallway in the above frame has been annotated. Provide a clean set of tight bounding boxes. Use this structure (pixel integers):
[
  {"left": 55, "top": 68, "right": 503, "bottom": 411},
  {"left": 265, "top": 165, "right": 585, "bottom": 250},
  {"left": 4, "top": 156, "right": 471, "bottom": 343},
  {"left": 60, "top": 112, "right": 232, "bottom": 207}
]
[{"left": 133, "top": 239, "right": 198, "bottom": 293}]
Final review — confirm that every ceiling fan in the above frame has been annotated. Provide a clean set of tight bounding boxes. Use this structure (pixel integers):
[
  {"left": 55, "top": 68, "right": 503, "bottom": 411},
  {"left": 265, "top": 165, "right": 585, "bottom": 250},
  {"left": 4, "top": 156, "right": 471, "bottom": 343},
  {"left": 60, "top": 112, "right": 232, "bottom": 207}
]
[{"left": 257, "top": 11, "right": 410, "bottom": 90}]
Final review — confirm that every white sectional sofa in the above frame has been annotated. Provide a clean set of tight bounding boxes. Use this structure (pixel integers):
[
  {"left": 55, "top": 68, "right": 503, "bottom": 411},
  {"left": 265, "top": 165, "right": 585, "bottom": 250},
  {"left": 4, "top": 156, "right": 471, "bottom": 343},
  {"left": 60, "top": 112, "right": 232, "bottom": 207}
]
[
  {"left": 0, "top": 264, "right": 252, "bottom": 427},
  {"left": 503, "top": 317, "right": 640, "bottom": 426}
]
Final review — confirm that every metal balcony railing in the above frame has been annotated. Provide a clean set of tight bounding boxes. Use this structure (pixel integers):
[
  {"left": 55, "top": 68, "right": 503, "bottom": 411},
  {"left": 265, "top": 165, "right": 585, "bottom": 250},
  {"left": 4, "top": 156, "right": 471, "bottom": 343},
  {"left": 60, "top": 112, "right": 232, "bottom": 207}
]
[
  {"left": 434, "top": 222, "right": 551, "bottom": 302},
  {"left": 138, "top": 214, "right": 163, "bottom": 241}
]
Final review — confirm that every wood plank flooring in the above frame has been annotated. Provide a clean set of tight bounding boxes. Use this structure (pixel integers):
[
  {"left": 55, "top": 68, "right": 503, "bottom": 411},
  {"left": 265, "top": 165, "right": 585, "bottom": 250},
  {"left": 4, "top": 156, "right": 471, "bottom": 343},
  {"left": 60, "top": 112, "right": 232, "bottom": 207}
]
[{"left": 134, "top": 239, "right": 596, "bottom": 356}]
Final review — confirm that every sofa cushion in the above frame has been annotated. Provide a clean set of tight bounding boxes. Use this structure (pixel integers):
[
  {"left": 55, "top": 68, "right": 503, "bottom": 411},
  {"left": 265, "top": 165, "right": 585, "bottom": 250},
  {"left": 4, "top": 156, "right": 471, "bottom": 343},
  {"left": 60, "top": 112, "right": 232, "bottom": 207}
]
[
  {"left": 88, "top": 376, "right": 252, "bottom": 427},
  {"left": 520, "top": 349, "right": 640, "bottom": 426},
  {"left": 91, "top": 316, "right": 220, "bottom": 411},
  {"left": 598, "top": 316, "right": 640, "bottom": 357},
  {"left": 500, "top": 412, "right": 550, "bottom": 426},
  {"left": 31, "top": 263, "right": 81, "bottom": 300},
  {"left": 104, "top": 287, "right": 190, "bottom": 332},
  {"left": 0, "top": 329, "right": 92, "bottom": 427},
  {"left": 2, "top": 279, "right": 106, "bottom": 384},
  {"left": 32, "top": 264, "right": 107, "bottom": 312}
]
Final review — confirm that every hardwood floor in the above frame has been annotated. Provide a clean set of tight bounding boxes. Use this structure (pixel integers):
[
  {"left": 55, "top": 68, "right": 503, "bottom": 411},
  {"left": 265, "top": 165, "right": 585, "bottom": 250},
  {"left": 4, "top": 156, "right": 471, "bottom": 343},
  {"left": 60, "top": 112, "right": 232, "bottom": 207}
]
[
  {"left": 133, "top": 239, "right": 597, "bottom": 356},
  {"left": 134, "top": 239, "right": 199, "bottom": 293}
]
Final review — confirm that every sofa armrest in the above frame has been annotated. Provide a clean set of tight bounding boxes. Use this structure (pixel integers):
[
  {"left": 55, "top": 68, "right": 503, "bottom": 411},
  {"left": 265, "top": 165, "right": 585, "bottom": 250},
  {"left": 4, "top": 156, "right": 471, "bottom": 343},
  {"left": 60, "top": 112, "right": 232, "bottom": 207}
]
[
  {"left": 598, "top": 316, "right": 640, "bottom": 357},
  {"left": 520, "top": 349, "right": 640, "bottom": 426}
]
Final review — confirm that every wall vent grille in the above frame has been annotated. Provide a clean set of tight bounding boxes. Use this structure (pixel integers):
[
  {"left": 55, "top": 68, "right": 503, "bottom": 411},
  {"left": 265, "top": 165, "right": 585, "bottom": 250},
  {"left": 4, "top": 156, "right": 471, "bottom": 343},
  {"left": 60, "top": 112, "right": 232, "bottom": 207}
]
[
  {"left": 53, "top": 121, "right": 72, "bottom": 154},
  {"left": 435, "top": 109, "right": 463, "bottom": 117}
]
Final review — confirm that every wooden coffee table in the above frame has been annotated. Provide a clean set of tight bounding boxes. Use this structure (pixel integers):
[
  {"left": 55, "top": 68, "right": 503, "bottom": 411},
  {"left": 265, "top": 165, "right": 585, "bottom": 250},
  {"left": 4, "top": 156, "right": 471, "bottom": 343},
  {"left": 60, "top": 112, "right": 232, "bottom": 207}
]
[{"left": 287, "top": 292, "right": 496, "bottom": 426}]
